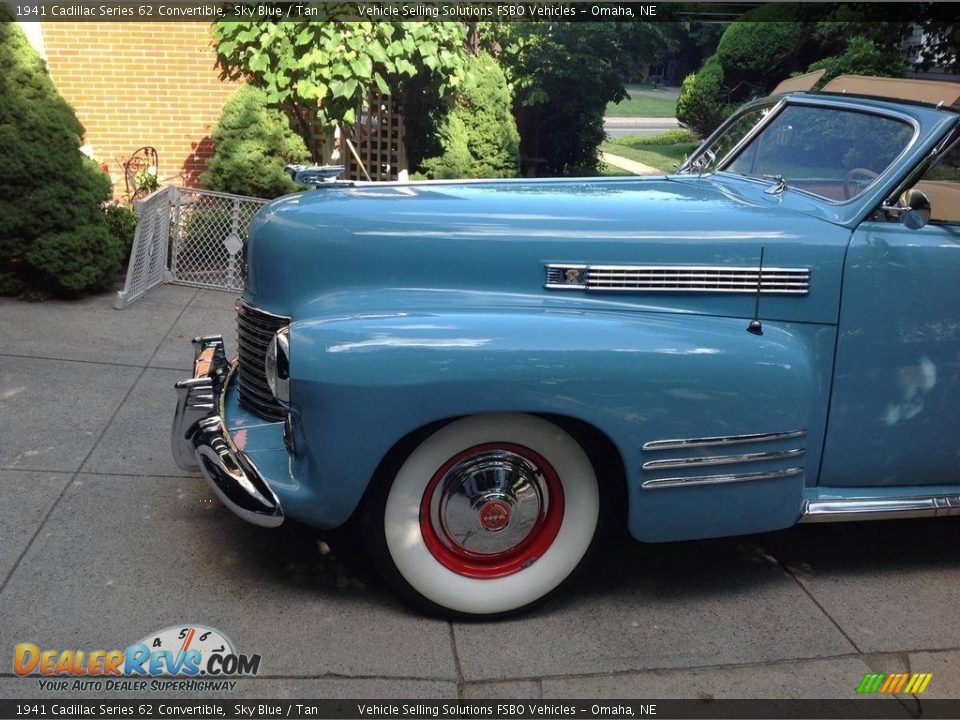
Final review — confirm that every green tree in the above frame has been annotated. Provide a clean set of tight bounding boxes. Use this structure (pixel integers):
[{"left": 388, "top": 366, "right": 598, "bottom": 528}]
[
  {"left": 419, "top": 52, "right": 519, "bottom": 179},
  {"left": 912, "top": 16, "right": 960, "bottom": 74},
  {"left": 212, "top": 21, "right": 469, "bottom": 156},
  {"left": 678, "top": 6, "right": 926, "bottom": 138},
  {"left": 674, "top": 22, "right": 728, "bottom": 83},
  {"left": 615, "top": 23, "right": 684, "bottom": 83},
  {"left": 201, "top": 85, "right": 310, "bottom": 198},
  {"left": 810, "top": 7, "right": 960, "bottom": 73},
  {"left": 0, "top": 7, "right": 121, "bottom": 297},
  {"left": 808, "top": 36, "right": 909, "bottom": 85},
  {"left": 483, "top": 23, "right": 631, "bottom": 176},
  {"left": 806, "top": 6, "right": 958, "bottom": 74}
]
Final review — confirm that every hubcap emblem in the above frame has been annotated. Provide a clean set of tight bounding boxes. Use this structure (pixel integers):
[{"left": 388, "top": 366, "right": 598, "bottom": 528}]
[
  {"left": 419, "top": 443, "right": 566, "bottom": 578},
  {"left": 479, "top": 500, "right": 511, "bottom": 532}
]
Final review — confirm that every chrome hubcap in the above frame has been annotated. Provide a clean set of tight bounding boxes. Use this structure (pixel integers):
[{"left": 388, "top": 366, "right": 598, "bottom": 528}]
[{"left": 430, "top": 449, "right": 550, "bottom": 556}]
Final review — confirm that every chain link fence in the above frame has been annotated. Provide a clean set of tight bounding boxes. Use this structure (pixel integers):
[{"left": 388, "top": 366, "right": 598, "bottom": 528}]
[{"left": 115, "top": 186, "right": 268, "bottom": 309}]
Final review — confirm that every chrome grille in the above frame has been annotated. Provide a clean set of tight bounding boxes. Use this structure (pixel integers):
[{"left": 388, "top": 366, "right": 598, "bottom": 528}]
[
  {"left": 546, "top": 264, "right": 810, "bottom": 295},
  {"left": 236, "top": 301, "right": 290, "bottom": 421}
]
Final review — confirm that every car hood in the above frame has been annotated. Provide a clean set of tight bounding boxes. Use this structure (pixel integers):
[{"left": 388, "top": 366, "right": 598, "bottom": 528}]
[
  {"left": 245, "top": 175, "right": 850, "bottom": 325},
  {"left": 259, "top": 175, "right": 816, "bottom": 237}
]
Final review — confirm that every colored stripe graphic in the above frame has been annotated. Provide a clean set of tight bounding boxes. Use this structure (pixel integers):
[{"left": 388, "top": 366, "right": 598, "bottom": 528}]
[
  {"left": 856, "top": 672, "right": 932, "bottom": 694},
  {"left": 909, "top": 673, "right": 933, "bottom": 694},
  {"left": 856, "top": 673, "right": 885, "bottom": 693},
  {"left": 883, "top": 674, "right": 908, "bottom": 694}
]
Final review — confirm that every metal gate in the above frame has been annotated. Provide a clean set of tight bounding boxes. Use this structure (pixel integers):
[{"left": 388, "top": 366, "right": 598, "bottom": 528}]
[{"left": 115, "top": 186, "right": 268, "bottom": 309}]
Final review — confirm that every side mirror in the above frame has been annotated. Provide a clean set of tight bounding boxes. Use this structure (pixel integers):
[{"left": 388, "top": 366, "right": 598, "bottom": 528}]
[{"left": 882, "top": 189, "right": 931, "bottom": 230}]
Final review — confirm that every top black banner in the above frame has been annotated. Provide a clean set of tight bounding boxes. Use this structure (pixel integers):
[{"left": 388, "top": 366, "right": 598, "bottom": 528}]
[
  {"left": 5, "top": 698, "right": 960, "bottom": 720},
  {"left": 7, "top": 1, "right": 960, "bottom": 23}
]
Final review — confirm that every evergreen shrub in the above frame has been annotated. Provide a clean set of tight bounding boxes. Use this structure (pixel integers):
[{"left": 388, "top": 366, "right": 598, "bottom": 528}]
[
  {"left": 104, "top": 204, "right": 137, "bottom": 267},
  {"left": 419, "top": 53, "right": 520, "bottom": 179},
  {"left": 0, "top": 8, "right": 121, "bottom": 297},
  {"left": 675, "top": 55, "right": 730, "bottom": 137},
  {"left": 716, "top": 21, "right": 809, "bottom": 89},
  {"left": 201, "top": 86, "right": 310, "bottom": 199}
]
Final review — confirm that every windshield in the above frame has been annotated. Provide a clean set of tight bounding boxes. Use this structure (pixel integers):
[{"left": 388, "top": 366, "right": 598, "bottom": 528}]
[{"left": 719, "top": 105, "right": 915, "bottom": 201}]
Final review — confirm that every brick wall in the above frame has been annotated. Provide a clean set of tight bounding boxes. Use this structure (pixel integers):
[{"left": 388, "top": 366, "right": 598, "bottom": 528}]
[{"left": 40, "top": 22, "right": 241, "bottom": 199}]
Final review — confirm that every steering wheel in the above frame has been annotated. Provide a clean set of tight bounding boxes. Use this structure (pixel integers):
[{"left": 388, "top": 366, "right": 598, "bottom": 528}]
[{"left": 844, "top": 167, "right": 881, "bottom": 200}]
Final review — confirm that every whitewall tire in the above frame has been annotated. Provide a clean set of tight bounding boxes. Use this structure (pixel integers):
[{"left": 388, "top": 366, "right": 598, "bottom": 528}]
[{"left": 372, "top": 414, "right": 600, "bottom": 617}]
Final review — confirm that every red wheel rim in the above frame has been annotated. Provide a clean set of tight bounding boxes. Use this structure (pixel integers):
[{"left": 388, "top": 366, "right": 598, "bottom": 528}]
[{"left": 419, "top": 442, "right": 565, "bottom": 579}]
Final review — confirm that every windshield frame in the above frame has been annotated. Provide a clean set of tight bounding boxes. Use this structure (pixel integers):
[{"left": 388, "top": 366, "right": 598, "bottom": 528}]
[
  {"left": 680, "top": 95, "right": 922, "bottom": 207},
  {"left": 678, "top": 97, "right": 783, "bottom": 174},
  {"left": 878, "top": 123, "right": 960, "bottom": 212}
]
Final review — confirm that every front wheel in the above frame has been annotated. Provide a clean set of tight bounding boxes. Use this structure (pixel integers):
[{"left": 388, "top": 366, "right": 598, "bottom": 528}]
[{"left": 365, "top": 414, "right": 600, "bottom": 617}]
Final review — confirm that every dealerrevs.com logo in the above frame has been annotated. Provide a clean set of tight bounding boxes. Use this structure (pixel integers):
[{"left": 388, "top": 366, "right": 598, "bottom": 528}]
[{"left": 14, "top": 624, "right": 262, "bottom": 692}]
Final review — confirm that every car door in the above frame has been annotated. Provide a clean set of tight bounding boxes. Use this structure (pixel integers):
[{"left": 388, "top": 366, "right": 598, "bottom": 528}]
[{"left": 820, "top": 134, "right": 960, "bottom": 487}]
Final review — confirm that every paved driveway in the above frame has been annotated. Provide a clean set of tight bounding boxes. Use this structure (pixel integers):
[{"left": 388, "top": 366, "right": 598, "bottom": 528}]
[{"left": 2, "top": 285, "right": 960, "bottom": 701}]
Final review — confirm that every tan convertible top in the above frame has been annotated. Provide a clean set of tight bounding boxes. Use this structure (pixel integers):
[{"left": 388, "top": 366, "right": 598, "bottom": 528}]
[
  {"left": 771, "top": 73, "right": 960, "bottom": 109},
  {"left": 771, "top": 70, "right": 826, "bottom": 95},
  {"left": 820, "top": 75, "right": 960, "bottom": 108}
]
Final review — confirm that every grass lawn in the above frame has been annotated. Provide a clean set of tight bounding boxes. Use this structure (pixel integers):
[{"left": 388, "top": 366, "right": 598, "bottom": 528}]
[
  {"left": 601, "top": 130, "right": 701, "bottom": 173},
  {"left": 605, "top": 86, "right": 679, "bottom": 118}
]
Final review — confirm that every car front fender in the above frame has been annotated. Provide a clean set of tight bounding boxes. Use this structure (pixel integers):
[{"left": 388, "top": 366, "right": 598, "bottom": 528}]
[{"left": 282, "top": 307, "right": 835, "bottom": 540}]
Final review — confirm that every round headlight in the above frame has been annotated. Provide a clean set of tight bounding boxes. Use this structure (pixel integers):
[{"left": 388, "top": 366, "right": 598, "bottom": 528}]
[{"left": 265, "top": 327, "right": 290, "bottom": 405}]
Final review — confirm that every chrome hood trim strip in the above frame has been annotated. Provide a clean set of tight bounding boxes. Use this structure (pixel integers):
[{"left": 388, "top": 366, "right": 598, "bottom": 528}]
[{"left": 546, "top": 264, "right": 810, "bottom": 295}]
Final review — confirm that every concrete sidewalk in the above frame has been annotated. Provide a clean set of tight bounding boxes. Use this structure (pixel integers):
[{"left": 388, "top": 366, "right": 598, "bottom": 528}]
[
  {"left": 599, "top": 152, "right": 664, "bottom": 176},
  {"left": 2, "top": 285, "right": 960, "bottom": 701}
]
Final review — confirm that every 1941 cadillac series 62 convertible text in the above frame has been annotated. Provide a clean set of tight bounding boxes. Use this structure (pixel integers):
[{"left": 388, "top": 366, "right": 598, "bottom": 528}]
[{"left": 173, "top": 74, "right": 960, "bottom": 617}]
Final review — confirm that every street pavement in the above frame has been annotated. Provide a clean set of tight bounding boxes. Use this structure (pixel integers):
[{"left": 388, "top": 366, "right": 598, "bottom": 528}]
[
  {"left": 2, "top": 285, "right": 960, "bottom": 702},
  {"left": 604, "top": 116, "right": 681, "bottom": 138}
]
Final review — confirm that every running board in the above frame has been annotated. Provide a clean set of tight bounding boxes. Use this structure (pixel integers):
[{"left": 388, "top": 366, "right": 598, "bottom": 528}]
[{"left": 799, "top": 494, "right": 960, "bottom": 523}]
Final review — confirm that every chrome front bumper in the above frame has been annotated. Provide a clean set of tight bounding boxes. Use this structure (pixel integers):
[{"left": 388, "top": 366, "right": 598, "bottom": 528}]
[{"left": 172, "top": 335, "right": 284, "bottom": 528}]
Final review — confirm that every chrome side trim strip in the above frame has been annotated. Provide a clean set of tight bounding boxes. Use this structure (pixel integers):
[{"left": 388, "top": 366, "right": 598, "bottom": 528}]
[
  {"left": 641, "top": 467, "right": 804, "bottom": 490},
  {"left": 643, "top": 429, "right": 807, "bottom": 452},
  {"left": 799, "top": 495, "right": 960, "bottom": 523},
  {"left": 642, "top": 448, "right": 805, "bottom": 471}
]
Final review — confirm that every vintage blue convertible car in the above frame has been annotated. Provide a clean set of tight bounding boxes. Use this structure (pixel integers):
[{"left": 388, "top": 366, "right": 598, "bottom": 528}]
[{"left": 173, "top": 74, "right": 960, "bottom": 617}]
